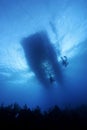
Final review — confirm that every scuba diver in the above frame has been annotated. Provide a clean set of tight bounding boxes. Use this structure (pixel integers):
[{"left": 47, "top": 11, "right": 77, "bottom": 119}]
[
  {"left": 61, "top": 56, "right": 69, "bottom": 67},
  {"left": 49, "top": 73, "right": 55, "bottom": 84}
]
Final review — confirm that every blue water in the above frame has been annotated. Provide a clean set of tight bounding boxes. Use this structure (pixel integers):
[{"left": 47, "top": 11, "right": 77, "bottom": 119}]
[{"left": 0, "top": 0, "right": 87, "bottom": 111}]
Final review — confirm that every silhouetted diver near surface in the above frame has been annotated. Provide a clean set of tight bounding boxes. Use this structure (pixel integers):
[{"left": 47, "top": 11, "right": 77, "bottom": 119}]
[
  {"left": 61, "top": 56, "right": 69, "bottom": 67},
  {"left": 49, "top": 75, "right": 55, "bottom": 84}
]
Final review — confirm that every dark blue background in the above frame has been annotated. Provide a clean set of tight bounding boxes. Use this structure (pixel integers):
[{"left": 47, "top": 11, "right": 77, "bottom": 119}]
[{"left": 0, "top": 0, "right": 87, "bottom": 111}]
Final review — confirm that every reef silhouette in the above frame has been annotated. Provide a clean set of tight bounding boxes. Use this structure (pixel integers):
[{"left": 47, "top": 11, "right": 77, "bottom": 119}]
[{"left": 0, "top": 103, "right": 87, "bottom": 129}]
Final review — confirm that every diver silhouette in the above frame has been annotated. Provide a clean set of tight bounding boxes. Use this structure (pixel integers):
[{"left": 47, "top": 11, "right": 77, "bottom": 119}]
[
  {"left": 61, "top": 56, "right": 69, "bottom": 67},
  {"left": 49, "top": 74, "right": 55, "bottom": 84}
]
